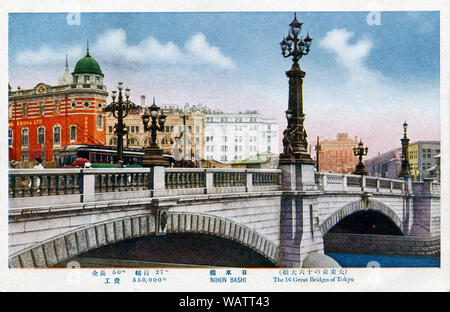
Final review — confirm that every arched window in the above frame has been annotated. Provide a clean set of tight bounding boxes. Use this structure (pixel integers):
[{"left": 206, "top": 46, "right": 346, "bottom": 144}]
[
  {"left": 8, "top": 129, "right": 13, "bottom": 147},
  {"left": 39, "top": 101, "right": 45, "bottom": 116},
  {"left": 53, "top": 125, "right": 61, "bottom": 145},
  {"left": 109, "top": 138, "right": 117, "bottom": 146},
  {"left": 37, "top": 126, "right": 45, "bottom": 144},
  {"left": 22, "top": 103, "right": 28, "bottom": 117},
  {"left": 127, "top": 137, "right": 139, "bottom": 146},
  {"left": 96, "top": 114, "right": 103, "bottom": 130},
  {"left": 21, "top": 128, "right": 29, "bottom": 147}
]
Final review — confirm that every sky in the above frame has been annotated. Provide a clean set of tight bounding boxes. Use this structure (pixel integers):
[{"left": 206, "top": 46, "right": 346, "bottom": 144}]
[{"left": 8, "top": 11, "right": 440, "bottom": 158}]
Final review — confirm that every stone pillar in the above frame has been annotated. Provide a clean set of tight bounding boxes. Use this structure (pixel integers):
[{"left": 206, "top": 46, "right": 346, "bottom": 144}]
[
  {"left": 402, "top": 176, "right": 414, "bottom": 235},
  {"left": 245, "top": 170, "right": 253, "bottom": 192},
  {"left": 205, "top": 170, "right": 214, "bottom": 193},
  {"left": 278, "top": 161, "right": 324, "bottom": 267},
  {"left": 81, "top": 170, "right": 95, "bottom": 202},
  {"left": 410, "top": 178, "right": 439, "bottom": 236},
  {"left": 280, "top": 162, "right": 316, "bottom": 191},
  {"left": 152, "top": 166, "right": 166, "bottom": 196}
]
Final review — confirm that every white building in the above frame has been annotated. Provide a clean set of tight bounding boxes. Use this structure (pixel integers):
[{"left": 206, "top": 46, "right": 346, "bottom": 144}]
[{"left": 204, "top": 113, "right": 279, "bottom": 163}]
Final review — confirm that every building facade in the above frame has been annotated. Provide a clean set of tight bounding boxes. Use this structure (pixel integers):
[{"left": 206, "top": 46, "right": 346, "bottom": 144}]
[
  {"left": 408, "top": 141, "right": 440, "bottom": 181},
  {"left": 364, "top": 148, "right": 401, "bottom": 179},
  {"left": 313, "top": 133, "right": 359, "bottom": 174},
  {"left": 106, "top": 100, "right": 205, "bottom": 161},
  {"left": 8, "top": 50, "right": 108, "bottom": 165},
  {"left": 204, "top": 113, "right": 279, "bottom": 164}
]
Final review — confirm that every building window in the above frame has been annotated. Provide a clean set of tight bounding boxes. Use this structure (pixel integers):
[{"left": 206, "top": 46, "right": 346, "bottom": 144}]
[
  {"left": 71, "top": 101, "right": 76, "bottom": 109},
  {"left": 109, "top": 138, "right": 117, "bottom": 146},
  {"left": 37, "top": 126, "right": 45, "bottom": 144},
  {"left": 95, "top": 76, "right": 100, "bottom": 84},
  {"left": 70, "top": 125, "right": 76, "bottom": 142},
  {"left": 109, "top": 126, "right": 113, "bottom": 133},
  {"left": 8, "top": 129, "right": 13, "bottom": 147},
  {"left": 96, "top": 114, "right": 103, "bottom": 130},
  {"left": 22, "top": 103, "right": 28, "bottom": 117},
  {"left": 21, "top": 128, "right": 29, "bottom": 147},
  {"left": 55, "top": 100, "right": 60, "bottom": 114},
  {"left": 135, "top": 126, "right": 139, "bottom": 133},
  {"left": 39, "top": 101, "right": 45, "bottom": 116},
  {"left": 84, "top": 75, "right": 90, "bottom": 83},
  {"left": 128, "top": 137, "right": 139, "bottom": 146},
  {"left": 53, "top": 126, "right": 61, "bottom": 144},
  {"left": 84, "top": 102, "right": 90, "bottom": 108}
]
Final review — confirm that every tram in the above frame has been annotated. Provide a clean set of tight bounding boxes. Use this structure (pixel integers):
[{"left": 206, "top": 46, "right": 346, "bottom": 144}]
[{"left": 57, "top": 145, "right": 144, "bottom": 168}]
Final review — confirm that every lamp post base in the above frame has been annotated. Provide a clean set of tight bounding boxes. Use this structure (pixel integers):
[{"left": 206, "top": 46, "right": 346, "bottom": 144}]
[
  {"left": 353, "top": 163, "right": 368, "bottom": 176},
  {"left": 142, "top": 145, "right": 169, "bottom": 167},
  {"left": 279, "top": 153, "right": 315, "bottom": 165}
]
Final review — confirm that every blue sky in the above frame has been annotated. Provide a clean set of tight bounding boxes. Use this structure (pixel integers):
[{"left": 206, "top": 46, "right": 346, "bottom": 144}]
[{"left": 8, "top": 11, "right": 440, "bottom": 156}]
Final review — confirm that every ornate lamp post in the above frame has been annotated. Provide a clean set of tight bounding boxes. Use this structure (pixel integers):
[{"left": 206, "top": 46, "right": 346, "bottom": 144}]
[
  {"left": 353, "top": 140, "right": 369, "bottom": 175},
  {"left": 398, "top": 121, "right": 411, "bottom": 178},
  {"left": 104, "top": 82, "right": 137, "bottom": 167},
  {"left": 141, "top": 98, "right": 168, "bottom": 167},
  {"left": 279, "top": 13, "right": 314, "bottom": 164}
]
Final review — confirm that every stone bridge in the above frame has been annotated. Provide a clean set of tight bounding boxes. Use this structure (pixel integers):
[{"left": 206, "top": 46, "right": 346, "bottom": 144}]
[{"left": 8, "top": 163, "right": 440, "bottom": 268}]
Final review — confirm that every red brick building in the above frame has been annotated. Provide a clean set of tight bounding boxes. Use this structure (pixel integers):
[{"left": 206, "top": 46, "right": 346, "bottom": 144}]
[
  {"left": 314, "top": 133, "right": 360, "bottom": 174},
  {"left": 8, "top": 49, "right": 108, "bottom": 165}
]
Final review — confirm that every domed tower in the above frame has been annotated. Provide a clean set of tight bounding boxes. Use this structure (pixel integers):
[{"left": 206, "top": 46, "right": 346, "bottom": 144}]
[{"left": 72, "top": 41, "right": 105, "bottom": 88}]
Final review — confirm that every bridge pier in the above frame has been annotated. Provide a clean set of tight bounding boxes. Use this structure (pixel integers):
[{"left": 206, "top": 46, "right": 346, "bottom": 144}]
[{"left": 279, "top": 163, "right": 336, "bottom": 267}]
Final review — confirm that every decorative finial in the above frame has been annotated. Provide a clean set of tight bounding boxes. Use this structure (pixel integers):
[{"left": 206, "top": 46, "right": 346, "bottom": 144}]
[
  {"left": 65, "top": 52, "right": 69, "bottom": 68},
  {"left": 86, "top": 39, "right": 90, "bottom": 56}
]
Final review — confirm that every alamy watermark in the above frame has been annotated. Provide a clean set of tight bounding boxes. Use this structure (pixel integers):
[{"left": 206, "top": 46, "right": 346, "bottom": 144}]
[{"left": 66, "top": 13, "right": 81, "bottom": 26}]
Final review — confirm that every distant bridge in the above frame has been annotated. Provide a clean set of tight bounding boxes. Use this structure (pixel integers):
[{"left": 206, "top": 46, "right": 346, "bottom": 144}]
[{"left": 8, "top": 164, "right": 440, "bottom": 268}]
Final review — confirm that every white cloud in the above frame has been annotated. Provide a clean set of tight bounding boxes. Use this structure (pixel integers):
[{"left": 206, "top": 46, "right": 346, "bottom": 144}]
[
  {"left": 319, "top": 28, "right": 382, "bottom": 87},
  {"left": 185, "top": 33, "right": 236, "bottom": 70},
  {"left": 16, "top": 45, "right": 83, "bottom": 66},
  {"left": 16, "top": 29, "right": 235, "bottom": 70}
]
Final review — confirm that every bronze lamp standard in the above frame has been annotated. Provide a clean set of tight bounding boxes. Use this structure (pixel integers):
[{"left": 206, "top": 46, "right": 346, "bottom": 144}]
[
  {"left": 104, "top": 82, "right": 137, "bottom": 167},
  {"left": 398, "top": 121, "right": 411, "bottom": 178},
  {"left": 141, "top": 98, "right": 168, "bottom": 167},
  {"left": 353, "top": 140, "right": 369, "bottom": 175},
  {"left": 279, "top": 13, "right": 314, "bottom": 164}
]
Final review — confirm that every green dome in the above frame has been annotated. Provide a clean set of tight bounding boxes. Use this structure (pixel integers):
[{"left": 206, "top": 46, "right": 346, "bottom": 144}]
[{"left": 73, "top": 50, "right": 104, "bottom": 77}]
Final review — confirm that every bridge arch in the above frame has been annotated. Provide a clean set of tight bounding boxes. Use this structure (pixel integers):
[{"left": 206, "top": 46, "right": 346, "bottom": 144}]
[
  {"left": 9, "top": 212, "right": 279, "bottom": 268},
  {"left": 319, "top": 199, "right": 403, "bottom": 236}
]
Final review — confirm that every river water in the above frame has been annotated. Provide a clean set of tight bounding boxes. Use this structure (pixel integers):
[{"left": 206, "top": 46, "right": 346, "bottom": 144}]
[{"left": 326, "top": 252, "right": 440, "bottom": 268}]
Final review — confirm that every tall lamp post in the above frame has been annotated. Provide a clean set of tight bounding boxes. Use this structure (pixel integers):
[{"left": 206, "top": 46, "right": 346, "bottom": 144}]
[
  {"left": 353, "top": 140, "right": 369, "bottom": 175},
  {"left": 104, "top": 82, "right": 136, "bottom": 167},
  {"left": 279, "top": 13, "right": 314, "bottom": 164},
  {"left": 141, "top": 98, "right": 168, "bottom": 167},
  {"left": 398, "top": 121, "right": 411, "bottom": 178}
]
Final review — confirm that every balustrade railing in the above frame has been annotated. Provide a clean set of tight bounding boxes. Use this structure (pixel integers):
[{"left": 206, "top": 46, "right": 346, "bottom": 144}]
[
  {"left": 9, "top": 169, "right": 81, "bottom": 198},
  {"left": 165, "top": 169, "right": 205, "bottom": 189},
  {"left": 314, "top": 172, "right": 407, "bottom": 194},
  {"left": 94, "top": 169, "right": 151, "bottom": 193},
  {"left": 8, "top": 167, "right": 282, "bottom": 208}
]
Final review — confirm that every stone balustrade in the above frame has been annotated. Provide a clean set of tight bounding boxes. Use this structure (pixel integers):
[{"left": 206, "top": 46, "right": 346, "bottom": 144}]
[
  {"left": 8, "top": 167, "right": 282, "bottom": 209},
  {"left": 314, "top": 172, "right": 406, "bottom": 194}
]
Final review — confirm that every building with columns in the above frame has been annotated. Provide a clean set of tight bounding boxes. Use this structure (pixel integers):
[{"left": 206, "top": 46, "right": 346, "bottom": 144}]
[
  {"left": 8, "top": 48, "right": 108, "bottom": 166},
  {"left": 106, "top": 99, "right": 206, "bottom": 161}
]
